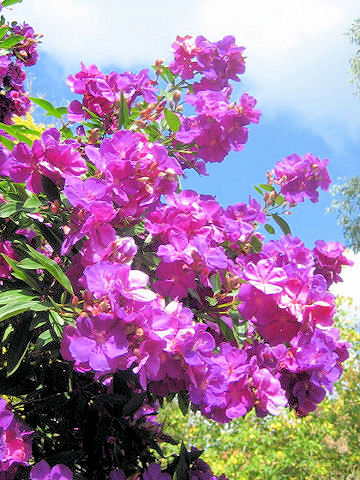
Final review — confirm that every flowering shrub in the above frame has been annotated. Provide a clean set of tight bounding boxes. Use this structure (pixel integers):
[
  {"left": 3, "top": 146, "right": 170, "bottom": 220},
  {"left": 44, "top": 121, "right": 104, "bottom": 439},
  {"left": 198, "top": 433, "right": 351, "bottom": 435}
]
[{"left": 0, "top": 2, "right": 354, "bottom": 479}]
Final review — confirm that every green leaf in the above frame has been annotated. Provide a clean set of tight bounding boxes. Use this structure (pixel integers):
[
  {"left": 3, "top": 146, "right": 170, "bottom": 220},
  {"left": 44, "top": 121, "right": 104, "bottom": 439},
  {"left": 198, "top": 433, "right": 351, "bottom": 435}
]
[
  {"left": 162, "top": 66, "right": 175, "bottom": 84},
  {"left": 6, "top": 314, "right": 32, "bottom": 377},
  {"left": 0, "top": 135, "right": 14, "bottom": 151},
  {"left": 47, "top": 310, "right": 64, "bottom": 341},
  {"left": 11, "top": 124, "right": 41, "bottom": 136},
  {"left": 0, "top": 289, "right": 37, "bottom": 304},
  {"left": 134, "top": 221, "right": 145, "bottom": 235},
  {"left": 23, "top": 195, "right": 41, "bottom": 210},
  {"left": 210, "top": 272, "right": 221, "bottom": 295},
  {"left": 230, "top": 310, "right": 248, "bottom": 348},
  {"left": 164, "top": 108, "right": 181, "bottom": 132},
  {"left": 188, "top": 288, "right": 201, "bottom": 303},
  {"left": 82, "top": 106, "right": 101, "bottom": 120},
  {"left": 0, "top": 34, "right": 24, "bottom": 49},
  {"left": 0, "top": 197, "right": 41, "bottom": 218},
  {"left": 118, "top": 91, "right": 130, "bottom": 129},
  {"left": 258, "top": 183, "right": 275, "bottom": 191},
  {"left": 2, "top": 254, "right": 41, "bottom": 291},
  {"left": 36, "top": 329, "right": 53, "bottom": 348},
  {"left": 144, "top": 234, "right": 153, "bottom": 245},
  {"left": 56, "top": 106, "right": 68, "bottom": 116},
  {"left": 0, "top": 301, "right": 49, "bottom": 323},
  {"left": 0, "top": 122, "right": 32, "bottom": 145},
  {"left": 218, "top": 317, "right": 236, "bottom": 342},
  {"left": 16, "top": 258, "right": 41, "bottom": 270},
  {"left": 0, "top": 26, "right": 8, "bottom": 41},
  {"left": 275, "top": 195, "right": 285, "bottom": 206},
  {"left": 205, "top": 296, "right": 218, "bottom": 306},
  {"left": 26, "top": 245, "right": 74, "bottom": 294},
  {"left": 177, "top": 390, "right": 190, "bottom": 416},
  {"left": 2, "top": 0, "right": 24, "bottom": 6},
  {"left": 250, "top": 235, "right": 263, "bottom": 253},
  {"left": 0, "top": 201, "right": 23, "bottom": 218},
  {"left": 253, "top": 185, "right": 264, "bottom": 196},
  {"left": 60, "top": 126, "right": 73, "bottom": 139},
  {"left": 29, "top": 97, "right": 64, "bottom": 119},
  {"left": 272, "top": 213, "right": 291, "bottom": 235},
  {"left": 264, "top": 223, "right": 275, "bottom": 235}
]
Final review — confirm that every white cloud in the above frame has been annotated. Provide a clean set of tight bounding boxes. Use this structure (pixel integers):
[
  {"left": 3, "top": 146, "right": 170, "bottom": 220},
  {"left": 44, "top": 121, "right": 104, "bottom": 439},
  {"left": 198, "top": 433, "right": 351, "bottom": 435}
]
[
  {"left": 330, "top": 251, "right": 360, "bottom": 307},
  {"left": 6, "top": 0, "right": 360, "bottom": 149}
]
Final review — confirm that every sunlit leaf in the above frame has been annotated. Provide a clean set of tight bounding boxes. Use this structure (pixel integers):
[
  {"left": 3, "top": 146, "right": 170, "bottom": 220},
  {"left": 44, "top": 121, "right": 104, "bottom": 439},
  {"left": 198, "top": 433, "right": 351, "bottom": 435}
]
[
  {"left": 26, "top": 245, "right": 74, "bottom": 294},
  {"left": 164, "top": 108, "right": 181, "bottom": 132},
  {"left": 0, "top": 34, "right": 24, "bottom": 49},
  {"left": 272, "top": 213, "right": 291, "bottom": 235},
  {"left": 2, "top": 0, "right": 24, "bottom": 6}
]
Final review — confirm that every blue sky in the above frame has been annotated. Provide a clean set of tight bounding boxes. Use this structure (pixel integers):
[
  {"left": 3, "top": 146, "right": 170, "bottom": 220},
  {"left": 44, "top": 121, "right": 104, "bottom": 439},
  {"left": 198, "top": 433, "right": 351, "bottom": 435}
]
[{"left": 6, "top": 0, "right": 360, "bottom": 255}]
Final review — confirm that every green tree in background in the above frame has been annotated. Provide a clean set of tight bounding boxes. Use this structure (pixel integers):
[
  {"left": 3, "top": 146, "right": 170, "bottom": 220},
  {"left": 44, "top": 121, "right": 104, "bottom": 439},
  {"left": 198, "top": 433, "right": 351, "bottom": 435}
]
[
  {"left": 331, "top": 18, "right": 360, "bottom": 251},
  {"left": 331, "top": 177, "right": 360, "bottom": 252},
  {"left": 349, "top": 18, "right": 360, "bottom": 97}
]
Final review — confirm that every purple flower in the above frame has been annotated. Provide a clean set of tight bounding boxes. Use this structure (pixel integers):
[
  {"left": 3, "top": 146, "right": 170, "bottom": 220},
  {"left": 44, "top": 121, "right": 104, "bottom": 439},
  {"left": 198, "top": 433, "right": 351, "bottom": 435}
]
[
  {"left": 30, "top": 460, "right": 73, "bottom": 480},
  {"left": 313, "top": 240, "right": 353, "bottom": 286},
  {"left": 142, "top": 463, "right": 171, "bottom": 480},
  {"left": 182, "top": 324, "right": 216, "bottom": 366},
  {"left": 8, "top": 129, "right": 86, "bottom": 193},
  {"left": 244, "top": 259, "right": 287, "bottom": 295},
  {"left": 252, "top": 367, "right": 287, "bottom": 416},
  {"left": 66, "top": 313, "right": 128, "bottom": 373},
  {"left": 154, "top": 260, "right": 197, "bottom": 299},
  {"left": 0, "top": 399, "right": 32, "bottom": 474}
]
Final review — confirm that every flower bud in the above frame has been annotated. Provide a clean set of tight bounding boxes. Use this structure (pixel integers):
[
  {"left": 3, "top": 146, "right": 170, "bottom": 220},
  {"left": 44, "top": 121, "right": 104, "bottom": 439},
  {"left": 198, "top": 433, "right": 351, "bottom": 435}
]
[
  {"left": 71, "top": 295, "right": 79, "bottom": 307},
  {"left": 173, "top": 90, "right": 181, "bottom": 104}
]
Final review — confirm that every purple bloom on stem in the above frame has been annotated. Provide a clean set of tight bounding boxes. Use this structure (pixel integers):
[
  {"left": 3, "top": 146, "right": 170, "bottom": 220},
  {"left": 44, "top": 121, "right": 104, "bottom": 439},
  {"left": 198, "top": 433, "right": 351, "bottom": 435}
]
[
  {"left": 182, "top": 324, "right": 215, "bottom": 366},
  {"left": 64, "top": 176, "right": 109, "bottom": 210},
  {"left": 252, "top": 367, "right": 287, "bottom": 416},
  {"left": 273, "top": 153, "right": 331, "bottom": 204},
  {"left": 67, "top": 313, "right": 128, "bottom": 373},
  {"left": 8, "top": 129, "right": 86, "bottom": 193},
  {"left": 154, "top": 260, "right": 197, "bottom": 299},
  {"left": 30, "top": 460, "right": 73, "bottom": 480},
  {"left": 109, "top": 470, "right": 126, "bottom": 480},
  {"left": 313, "top": 240, "right": 353, "bottom": 286},
  {"left": 244, "top": 259, "right": 287, "bottom": 295},
  {"left": 142, "top": 463, "right": 171, "bottom": 480}
]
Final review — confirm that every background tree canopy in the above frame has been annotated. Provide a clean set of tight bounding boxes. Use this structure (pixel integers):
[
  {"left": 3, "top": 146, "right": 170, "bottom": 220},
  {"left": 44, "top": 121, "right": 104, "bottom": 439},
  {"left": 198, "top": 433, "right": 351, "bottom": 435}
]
[{"left": 331, "top": 17, "right": 360, "bottom": 251}]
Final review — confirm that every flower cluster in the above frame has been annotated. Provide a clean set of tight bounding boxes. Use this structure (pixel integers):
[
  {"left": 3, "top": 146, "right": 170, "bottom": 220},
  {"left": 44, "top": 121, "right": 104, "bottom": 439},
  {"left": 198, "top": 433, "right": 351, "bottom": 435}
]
[
  {"left": 272, "top": 153, "right": 331, "bottom": 204},
  {"left": 313, "top": 240, "right": 354, "bottom": 287},
  {"left": 169, "top": 36, "right": 261, "bottom": 169},
  {"left": 0, "top": 17, "right": 40, "bottom": 123},
  {"left": 238, "top": 235, "right": 350, "bottom": 415},
  {"left": 170, "top": 35, "right": 246, "bottom": 91},
  {"left": 67, "top": 63, "right": 158, "bottom": 133},
  {"left": 0, "top": 399, "right": 32, "bottom": 477},
  {"left": 176, "top": 90, "right": 260, "bottom": 166}
]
